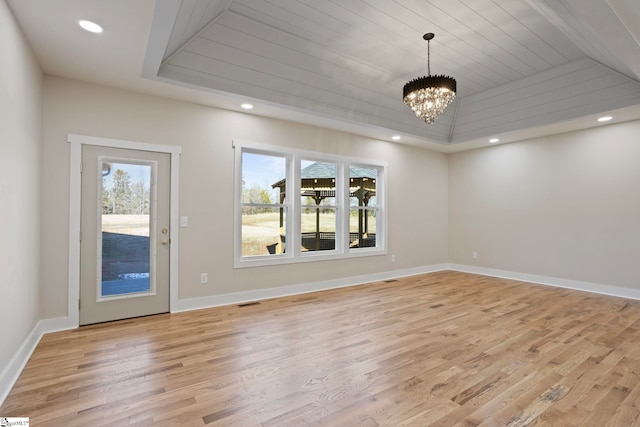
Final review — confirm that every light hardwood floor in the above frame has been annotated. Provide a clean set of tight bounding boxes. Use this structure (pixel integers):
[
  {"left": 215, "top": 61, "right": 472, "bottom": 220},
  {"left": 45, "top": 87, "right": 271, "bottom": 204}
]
[{"left": 2, "top": 271, "right": 640, "bottom": 426}]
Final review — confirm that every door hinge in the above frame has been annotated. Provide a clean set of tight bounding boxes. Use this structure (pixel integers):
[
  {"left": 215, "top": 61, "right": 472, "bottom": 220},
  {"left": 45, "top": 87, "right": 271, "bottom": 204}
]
[
  {"left": 80, "top": 161, "right": 83, "bottom": 173},
  {"left": 78, "top": 299, "right": 81, "bottom": 309},
  {"left": 79, "top": 230, "right": 82, "bottom": 242}
]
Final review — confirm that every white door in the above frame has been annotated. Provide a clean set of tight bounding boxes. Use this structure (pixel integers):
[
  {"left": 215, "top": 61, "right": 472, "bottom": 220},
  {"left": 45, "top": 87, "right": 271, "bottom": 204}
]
[{"left": 80, "top": 145, "right": 170, "bottom": 325}]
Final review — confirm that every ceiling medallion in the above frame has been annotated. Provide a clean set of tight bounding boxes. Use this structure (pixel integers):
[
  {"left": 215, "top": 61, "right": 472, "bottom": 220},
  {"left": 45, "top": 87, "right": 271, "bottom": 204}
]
[{"left": 403, "top": 33, "right": 456, "bottom": 124}]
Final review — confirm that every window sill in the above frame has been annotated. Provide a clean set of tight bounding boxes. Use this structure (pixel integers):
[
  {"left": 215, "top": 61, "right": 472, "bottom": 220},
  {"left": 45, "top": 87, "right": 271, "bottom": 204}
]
[{"left": 234, "top": 247, "right": 387, "bottom": 268}]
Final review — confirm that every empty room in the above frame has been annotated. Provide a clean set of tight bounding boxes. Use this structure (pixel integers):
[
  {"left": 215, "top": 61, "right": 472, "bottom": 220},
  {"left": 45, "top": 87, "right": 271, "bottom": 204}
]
[{"left": 1, "top": 0, "right": 640, "bottom": 425}]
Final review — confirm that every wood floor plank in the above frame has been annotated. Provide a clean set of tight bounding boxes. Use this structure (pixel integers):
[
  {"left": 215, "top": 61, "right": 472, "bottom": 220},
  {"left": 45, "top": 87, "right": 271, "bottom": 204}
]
[{"left": 2, "top": 271, "right": 640, "bottom": 426}]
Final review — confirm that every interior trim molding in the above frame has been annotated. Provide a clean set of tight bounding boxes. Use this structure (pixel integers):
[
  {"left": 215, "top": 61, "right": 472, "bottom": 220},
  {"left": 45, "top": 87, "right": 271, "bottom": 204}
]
[
  {"left": 67, "top": 134, "right": 182, "bottom": 327},
  {"left": 6, "top": 263, "right": 638, "bottom": 405},
  {"left": 173, "top": 264, "right": 450, "bottom": 313},
  {"left": 448, "top": 263, "right": 640, "bottom": 301},
  {"left": 0, "top": 316, "right": 72, "bottom": 406},
  {"left": 0, "top": 263, "right": 448, "bottom": 405}
]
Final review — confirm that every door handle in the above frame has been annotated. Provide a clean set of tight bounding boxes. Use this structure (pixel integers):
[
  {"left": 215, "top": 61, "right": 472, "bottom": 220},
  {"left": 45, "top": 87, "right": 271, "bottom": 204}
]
[{"left": 161, "top": 238, "right": 170, "bottom": 245}]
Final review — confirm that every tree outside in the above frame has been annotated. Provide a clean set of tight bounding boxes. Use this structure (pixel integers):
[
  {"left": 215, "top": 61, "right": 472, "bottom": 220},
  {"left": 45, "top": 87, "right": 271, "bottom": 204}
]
[{"left": 103, "top": 168, "right": 150, "bottom": 215}]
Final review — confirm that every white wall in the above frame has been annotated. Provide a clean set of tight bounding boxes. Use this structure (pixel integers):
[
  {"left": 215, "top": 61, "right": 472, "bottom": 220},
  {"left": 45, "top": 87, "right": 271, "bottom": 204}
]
[
  {"left": 0, "top": 0, "right": 42, "bottom": 377},
  {"left": 3, "top": 17, "right": 639, "bottom": 399},
  {"left": 40, "top": 76, "right": 450, "bottom": 318},
  {"left": 449, "top": 121, "right": 640, "bottom": 289}
]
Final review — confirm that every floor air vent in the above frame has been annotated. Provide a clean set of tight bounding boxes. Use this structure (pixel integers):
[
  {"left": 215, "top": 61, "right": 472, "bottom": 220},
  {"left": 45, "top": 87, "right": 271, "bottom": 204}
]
[{"left": 238, "top": 301, "right": 261, "bottom": 308}]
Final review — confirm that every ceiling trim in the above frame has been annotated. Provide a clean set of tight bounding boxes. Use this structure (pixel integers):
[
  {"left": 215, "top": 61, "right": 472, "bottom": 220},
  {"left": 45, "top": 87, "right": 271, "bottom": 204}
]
[
  {"left": 141, "top": 0, "right": 181, "bottom": 79},
  {"left": 134, "top": 0, "right": 640, "bottom": 149}
]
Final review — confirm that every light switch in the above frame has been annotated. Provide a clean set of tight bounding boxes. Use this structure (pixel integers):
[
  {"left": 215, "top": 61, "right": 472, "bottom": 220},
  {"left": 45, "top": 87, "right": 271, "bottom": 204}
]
[{"left": 180, "top": 216, "right": 188, "bottom": 227}]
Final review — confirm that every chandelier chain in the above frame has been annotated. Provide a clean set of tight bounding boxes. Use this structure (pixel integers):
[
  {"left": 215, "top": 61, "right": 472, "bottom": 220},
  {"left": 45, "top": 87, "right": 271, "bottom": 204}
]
[{"left": 427, "top": 38, "right": 431, "bottom": 76}]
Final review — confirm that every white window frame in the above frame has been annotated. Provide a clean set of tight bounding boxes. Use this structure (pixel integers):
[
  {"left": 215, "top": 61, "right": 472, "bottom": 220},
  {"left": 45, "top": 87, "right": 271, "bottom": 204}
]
[{"left": 233, "top": 140, "right": 387, "bottom": 268}]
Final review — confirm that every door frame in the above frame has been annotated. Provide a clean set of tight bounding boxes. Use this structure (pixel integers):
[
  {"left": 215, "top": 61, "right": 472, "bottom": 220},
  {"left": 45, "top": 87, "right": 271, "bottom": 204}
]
[{"left": 68, "top": 134, "right": 181, "bottom": 327}]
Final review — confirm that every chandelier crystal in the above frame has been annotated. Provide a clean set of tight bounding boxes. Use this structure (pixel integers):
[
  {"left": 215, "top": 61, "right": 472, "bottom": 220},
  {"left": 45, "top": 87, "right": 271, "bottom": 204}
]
[{"left": 403, "top": 33, "right": 456, "bottom": 124}]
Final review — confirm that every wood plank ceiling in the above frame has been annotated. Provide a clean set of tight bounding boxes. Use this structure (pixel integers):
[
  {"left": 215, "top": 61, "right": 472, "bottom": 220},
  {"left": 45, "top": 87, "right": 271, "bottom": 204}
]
[{"left": 143, "top": 0, "right": 640, "bottom": 145}]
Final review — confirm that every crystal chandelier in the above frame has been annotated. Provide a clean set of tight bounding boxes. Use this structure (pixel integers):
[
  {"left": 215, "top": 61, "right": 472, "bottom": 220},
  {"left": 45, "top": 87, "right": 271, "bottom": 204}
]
[{"left": 403, "top": 33, "right": 456, "bottom": 124}]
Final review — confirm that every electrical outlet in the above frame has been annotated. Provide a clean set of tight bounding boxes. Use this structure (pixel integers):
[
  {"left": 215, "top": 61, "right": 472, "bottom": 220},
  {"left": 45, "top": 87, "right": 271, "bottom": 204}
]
[
  {"left": 200, "top": 273, "right": 208, "bottom": 284},
  {"left": 391, "top": 254, "right": 396, "bottom": 262},
  {"left": 472, "top": 252, "right": 478, "bottom": 259}
]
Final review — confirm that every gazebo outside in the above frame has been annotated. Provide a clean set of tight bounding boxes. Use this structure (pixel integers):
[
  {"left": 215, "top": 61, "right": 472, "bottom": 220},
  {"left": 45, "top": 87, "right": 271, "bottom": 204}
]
[{"left": 269, "top": 162, "right": 377, "bottom": 254}]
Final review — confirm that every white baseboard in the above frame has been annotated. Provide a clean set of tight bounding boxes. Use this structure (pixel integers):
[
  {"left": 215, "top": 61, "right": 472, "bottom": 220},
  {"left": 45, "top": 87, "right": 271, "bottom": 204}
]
[
  {"left": 39, "top": 316, "right": 77, "bottom": 334},
  {"left": 0, "top": 265, "right": 449, "bottom": 405},
  {"left": 4, "top": 263, "right": 636, "bottom": 406},
  {"left": 448, "top": 263, "right": 640, "bottom": 301},
  {"left": 0, "top": 316, "right": 74, "bottom": 406},
  {"left": 173, "top": 264, "right": 450, "bottom": 312}
]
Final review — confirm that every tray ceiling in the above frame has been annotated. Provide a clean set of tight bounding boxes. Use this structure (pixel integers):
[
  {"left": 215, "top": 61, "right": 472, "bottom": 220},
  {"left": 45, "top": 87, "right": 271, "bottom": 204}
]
[
  {"left": 142, "top": 0, "right": 640, "bottom": 146},
  {"left": 8, "top": 0, "right": 640, "bottom": 150}
]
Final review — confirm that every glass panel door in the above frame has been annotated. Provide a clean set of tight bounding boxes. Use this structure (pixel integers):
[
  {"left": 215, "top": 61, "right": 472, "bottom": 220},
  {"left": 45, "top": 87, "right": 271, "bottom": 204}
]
[{"left": 81, "top": 145, "right": 170, "bottom": 325}]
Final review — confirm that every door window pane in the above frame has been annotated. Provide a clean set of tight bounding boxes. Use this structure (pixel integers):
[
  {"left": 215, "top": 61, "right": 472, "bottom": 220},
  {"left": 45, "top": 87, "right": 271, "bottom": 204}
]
[{"left": 100, "top": 160, "right": 153, "bottom": 297}]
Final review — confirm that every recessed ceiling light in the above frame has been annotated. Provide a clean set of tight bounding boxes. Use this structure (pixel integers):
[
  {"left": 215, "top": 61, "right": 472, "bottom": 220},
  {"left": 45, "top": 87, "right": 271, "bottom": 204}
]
[
  {"left": 78, "top": 20, "right": 103, "bottom": 33},
  {"left": 391, "top": 135, "right": 401, "bottom": 140},
  {"left": 489, "top": 138, "right": 500, "bottom": 143},
  {"left": 240, "top": 103, "right": 254, "bottom": 110},
  {"left": 597, "top": 116, "right": 612, "bottom": 122}
]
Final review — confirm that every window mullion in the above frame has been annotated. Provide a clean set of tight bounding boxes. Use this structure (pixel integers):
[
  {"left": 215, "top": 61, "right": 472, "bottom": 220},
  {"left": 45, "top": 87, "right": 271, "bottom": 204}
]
[
  {"left": 235, "top": 140, "right": 386, "bottom": 267},
  {"left": 338, "top": 162, "right": 348, "bottom": 253},
  {"left": 291, "top": 154, "right": 301, "bottom": 258}
]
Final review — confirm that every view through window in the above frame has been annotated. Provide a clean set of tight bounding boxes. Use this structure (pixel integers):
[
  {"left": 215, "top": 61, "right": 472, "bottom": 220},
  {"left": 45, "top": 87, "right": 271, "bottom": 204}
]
[
  {"left": 100, "top": 159, "right": 154, "bottom": 297},
  {"left": 235, "top": 142, "right": 385, "bottom": 266}
]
